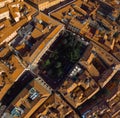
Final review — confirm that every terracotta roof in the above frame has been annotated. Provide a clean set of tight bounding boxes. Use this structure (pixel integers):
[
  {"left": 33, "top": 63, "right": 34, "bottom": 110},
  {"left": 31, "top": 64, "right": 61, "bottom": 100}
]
[
  {"left": 0, "top": 7, "right": 9, "bottom": 14},
  {"left": 82, "top": 43, "right": 93, "bottom": 61},
  {"left": 7, "top": 79, "right": 50, "bottom": 118}
]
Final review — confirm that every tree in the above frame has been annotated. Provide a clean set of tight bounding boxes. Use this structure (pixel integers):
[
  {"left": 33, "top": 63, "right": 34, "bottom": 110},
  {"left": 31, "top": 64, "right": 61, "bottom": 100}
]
[
  {"left": 55, "top": 62, "right": 62, "bottom": 68},
  {"left": 113, "top": 32, "right": 119, "bottom": 39},
  {"left": 44, "top": 59, "right": 51, "bottom": 68},
  {"left": 57, "top": 69, "right": 63, "bottom": 77}
]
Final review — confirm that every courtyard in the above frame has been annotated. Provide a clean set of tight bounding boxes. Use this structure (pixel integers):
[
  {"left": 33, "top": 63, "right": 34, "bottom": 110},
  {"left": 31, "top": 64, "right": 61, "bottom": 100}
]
[{"left": 38, "top": 31, "right": 87, "bottom": 89}]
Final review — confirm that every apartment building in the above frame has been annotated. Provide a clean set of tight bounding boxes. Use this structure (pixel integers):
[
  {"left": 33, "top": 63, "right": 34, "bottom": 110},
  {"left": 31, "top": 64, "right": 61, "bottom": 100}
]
[
  {"left": 0, "top": 0, "right": 13, "bottom": 8},
  {"left": 26, "top": 0, "right": 65, "bottom": 11},
  {"left": 0, "top": 7, "right": 10, "bottom": 20}
]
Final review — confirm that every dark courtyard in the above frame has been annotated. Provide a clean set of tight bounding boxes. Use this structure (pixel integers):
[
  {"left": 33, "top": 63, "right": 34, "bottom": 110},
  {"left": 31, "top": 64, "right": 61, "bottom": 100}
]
[{"left": 38, "top": 31, "right": 87, "bottom": 89}]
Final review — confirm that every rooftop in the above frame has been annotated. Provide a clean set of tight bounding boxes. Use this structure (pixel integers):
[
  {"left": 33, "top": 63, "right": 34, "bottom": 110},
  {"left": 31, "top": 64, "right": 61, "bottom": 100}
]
[
  {"left": 31, "top": 93, "right": 79, "bottom": 118},
  {"left": 81, "top": 100, "right": 110, "bottom": 118},
  {"left": 98, "top": 64, "right": 120, "bottom": 88},
  {"left": 0, "top": 7, "right": 9, "bottom": 14},
  {"left": 51, "top": 0, "right": 94, "bottom": 34},
  {"left": 11, "top": 12, "right": 64, "bottom": 65},
  {"left": 25, "top": 0, "right": 66, "bottom": 11},
  {"left": 50, "top": 0, "right": 120, "bottom": 51},
  {"left": 6, "top": 78, "right": 51, "bottom": 118},
  {"left": 27, "top": 0, "right": 57, "bottom": 4},
  {"left": 0, "top": 43, "right": 24, "bottom": 100},
  {"left": 81, "top": 43, "right": 93, "bottom": 61},
  {"left": 0, "top": 0, "right": 37, "bottom": 44},
  {"left": 26, "top": 0, "right": 66, "bottom": 6},
  {"left": 59, "top": 70, "right": 99, "bottom": 108},
  {"left": 79, "top": 70, "right": 120, "bottom": 118},
  {"left": 0, "top": 19, "right": 11, "bottom": 32},
  {"left": 0, "top": 0, "right": 120, "bottom": 117},
  {"left": 8, "top": 1, "right": 35, "bottom": 21}
]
